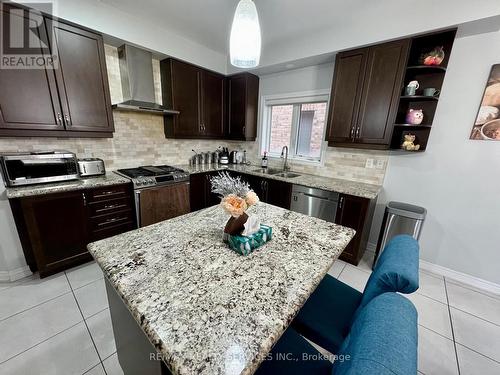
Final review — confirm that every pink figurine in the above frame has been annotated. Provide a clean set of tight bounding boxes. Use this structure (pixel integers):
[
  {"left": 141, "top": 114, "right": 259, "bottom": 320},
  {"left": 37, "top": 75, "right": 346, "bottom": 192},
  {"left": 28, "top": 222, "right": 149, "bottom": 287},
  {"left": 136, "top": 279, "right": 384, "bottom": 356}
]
[{"left": 406, "top": 109, "right": 424, "bottom": 125}]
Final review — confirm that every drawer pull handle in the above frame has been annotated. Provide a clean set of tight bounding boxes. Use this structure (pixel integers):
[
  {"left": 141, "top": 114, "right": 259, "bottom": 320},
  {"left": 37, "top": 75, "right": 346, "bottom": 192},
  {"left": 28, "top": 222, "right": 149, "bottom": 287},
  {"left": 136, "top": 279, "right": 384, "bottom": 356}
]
[{"left": 97, "top": 216, "right": 127, "bottom": 226}]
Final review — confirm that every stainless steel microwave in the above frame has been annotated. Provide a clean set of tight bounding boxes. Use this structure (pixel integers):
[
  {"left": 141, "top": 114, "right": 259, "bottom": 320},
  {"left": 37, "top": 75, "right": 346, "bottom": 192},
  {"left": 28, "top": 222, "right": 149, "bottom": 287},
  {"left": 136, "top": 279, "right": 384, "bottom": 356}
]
[{"left": 0, "top": 151, "right": 79, "bottom": 187}]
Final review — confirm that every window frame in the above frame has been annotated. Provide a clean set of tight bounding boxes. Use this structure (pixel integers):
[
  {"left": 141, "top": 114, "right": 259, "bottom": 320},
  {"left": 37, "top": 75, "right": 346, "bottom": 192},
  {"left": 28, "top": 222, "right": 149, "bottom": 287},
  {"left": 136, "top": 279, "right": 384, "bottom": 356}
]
[{"left": 259, "top": 90, "right": 330, "bottom": 165}]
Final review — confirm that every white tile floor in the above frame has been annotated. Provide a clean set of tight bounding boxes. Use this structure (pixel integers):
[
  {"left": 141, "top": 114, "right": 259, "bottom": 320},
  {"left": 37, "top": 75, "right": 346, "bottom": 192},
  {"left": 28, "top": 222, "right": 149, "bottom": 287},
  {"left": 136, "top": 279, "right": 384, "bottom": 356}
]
[{"left": 0, "top": 253, "right": 499, "bottom": 375}]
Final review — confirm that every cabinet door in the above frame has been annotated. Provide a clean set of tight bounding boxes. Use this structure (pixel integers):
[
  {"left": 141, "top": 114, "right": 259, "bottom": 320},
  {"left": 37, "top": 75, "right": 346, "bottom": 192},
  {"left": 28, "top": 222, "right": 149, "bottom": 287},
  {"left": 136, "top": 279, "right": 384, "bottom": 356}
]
[
  {"left": 266, "top": 179, "right": 292, "bottom": 209},
  {"left": 335, "top": 194, "right": 369, "bottom": 264},
  {"left": 20, "top": 191, "right": 89, "bottom": 277},
  {"left": 170, "top": 60, "right": 202, "bottom": 137},
  {"left": 228, "top": 74, "right": 259, "bottom": 141},
  {"left": 228, "top": 74, "right": 247, "bottom": 139},
  {"left": 48, "top": 19, "right": 114, "bottom": 133},
  {"left": 201, "top": 70, "right": 225, "bottom": 137},
  {"left": 356, "top": 40, "right": 409, "bottom": 145},
  {"left": 0, "top": 5, "right": 64, "bottom": 132},
  {"left": 189, "top": 173, "right": 207, "bottom": 212},
  {"left": 326, "top": 48, "right": 368, "bottom": 144},
  {"left": 139, "top": 183, "right": 190, "bottom": 227}
]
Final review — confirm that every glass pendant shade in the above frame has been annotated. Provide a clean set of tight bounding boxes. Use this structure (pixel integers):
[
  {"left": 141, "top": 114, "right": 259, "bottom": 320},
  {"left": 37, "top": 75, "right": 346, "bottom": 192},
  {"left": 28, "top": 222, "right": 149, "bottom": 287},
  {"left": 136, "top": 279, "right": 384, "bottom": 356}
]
[{"left": 230, "top": 0, "right": 261, "bottom": 68}]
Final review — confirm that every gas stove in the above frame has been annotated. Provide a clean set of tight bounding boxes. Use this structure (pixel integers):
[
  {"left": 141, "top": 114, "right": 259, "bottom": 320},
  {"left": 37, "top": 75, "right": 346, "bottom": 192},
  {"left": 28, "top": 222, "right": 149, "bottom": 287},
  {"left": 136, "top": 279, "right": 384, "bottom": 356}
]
[{"left": 115, "top": 165, "right": 190, "bottom": 189}]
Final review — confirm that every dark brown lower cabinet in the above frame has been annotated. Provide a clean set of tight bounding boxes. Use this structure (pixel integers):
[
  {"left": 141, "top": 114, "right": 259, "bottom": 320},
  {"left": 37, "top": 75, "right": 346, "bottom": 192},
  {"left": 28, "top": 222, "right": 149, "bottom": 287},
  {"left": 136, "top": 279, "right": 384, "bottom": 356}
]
[
  {"left": 10, "top": 183, "right": 136, "bottom": 278},
  {"left": 191, "top": 171, "right": 292, "bottom": 211},
  {"left": 189, "top": 172, "right": 220, "bottom": 212},
  {"left": 227, "top": 172, "right": 292, "bottom": 210},
  {"left": 335, "top": 194, "right": 376, "bottom": 265}
]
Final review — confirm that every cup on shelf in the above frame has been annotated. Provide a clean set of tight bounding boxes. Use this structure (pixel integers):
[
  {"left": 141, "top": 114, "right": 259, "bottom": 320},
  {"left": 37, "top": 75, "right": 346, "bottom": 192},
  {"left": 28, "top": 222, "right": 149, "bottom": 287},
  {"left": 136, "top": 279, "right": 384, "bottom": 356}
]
[{"left": 423, "top": 88, "right": 440, "bottom": 97}]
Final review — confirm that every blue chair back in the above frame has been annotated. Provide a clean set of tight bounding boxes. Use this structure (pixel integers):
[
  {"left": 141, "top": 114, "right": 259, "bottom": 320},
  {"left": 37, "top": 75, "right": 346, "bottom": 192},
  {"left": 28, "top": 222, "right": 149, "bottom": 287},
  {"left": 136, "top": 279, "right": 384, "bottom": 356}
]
[
  {"left": 333, "top": 293, "right": 418, "bottom": 375},
  {"left": 358, "top": 235, "right": 419, "bottom": 314}
]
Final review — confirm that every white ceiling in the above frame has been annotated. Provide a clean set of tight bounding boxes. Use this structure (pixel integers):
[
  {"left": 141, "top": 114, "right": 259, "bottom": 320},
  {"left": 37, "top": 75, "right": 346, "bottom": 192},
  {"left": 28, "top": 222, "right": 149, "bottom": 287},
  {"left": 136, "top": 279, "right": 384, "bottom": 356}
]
[
  {"left": 96, "top": 0, "right": 500, "bottom": 74},
  {"left": 100, "top": 0, "right": 363, "bottom": 55}
]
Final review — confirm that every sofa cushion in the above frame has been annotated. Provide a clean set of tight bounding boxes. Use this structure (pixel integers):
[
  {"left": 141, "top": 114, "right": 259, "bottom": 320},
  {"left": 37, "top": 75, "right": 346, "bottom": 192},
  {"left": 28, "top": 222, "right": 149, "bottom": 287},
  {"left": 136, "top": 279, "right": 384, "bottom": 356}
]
[
  {"left": 357, "top": 235, "right": 419, "bottom": 316},
  {"left": 254, "top": 327, "right": 332, "bottom": 375},
  {"left": 292, "top": 274, "right": 363, "bottom": 354},
  {"left": 333, "top": 293, "right": 418, "bottom": 375}
]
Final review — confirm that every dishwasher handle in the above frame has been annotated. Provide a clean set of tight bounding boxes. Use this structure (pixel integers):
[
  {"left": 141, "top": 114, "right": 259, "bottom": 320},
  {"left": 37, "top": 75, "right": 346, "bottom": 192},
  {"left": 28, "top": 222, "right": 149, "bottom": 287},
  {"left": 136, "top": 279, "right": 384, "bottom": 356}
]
[{"left": 302, "top": 191, "right": 339, "bottom": 202}]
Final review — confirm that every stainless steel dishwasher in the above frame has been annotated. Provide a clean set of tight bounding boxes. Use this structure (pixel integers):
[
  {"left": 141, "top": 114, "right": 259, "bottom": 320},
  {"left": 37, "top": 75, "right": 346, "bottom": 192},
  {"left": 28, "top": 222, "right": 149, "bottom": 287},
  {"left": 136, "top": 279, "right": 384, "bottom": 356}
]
[{"left": 290, "top": 185, "right": 339, "bottom": 223}]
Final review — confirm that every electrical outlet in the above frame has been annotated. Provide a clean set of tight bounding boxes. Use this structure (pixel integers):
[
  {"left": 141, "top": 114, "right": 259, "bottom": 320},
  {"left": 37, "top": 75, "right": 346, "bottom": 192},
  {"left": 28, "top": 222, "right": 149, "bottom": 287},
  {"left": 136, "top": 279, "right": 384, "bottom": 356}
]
[
  {"left": 375, "top": 159, "right": 385, "bottom": 169},
  {"left": 365, "top": 158, "right": 374, "bottom": 169}
]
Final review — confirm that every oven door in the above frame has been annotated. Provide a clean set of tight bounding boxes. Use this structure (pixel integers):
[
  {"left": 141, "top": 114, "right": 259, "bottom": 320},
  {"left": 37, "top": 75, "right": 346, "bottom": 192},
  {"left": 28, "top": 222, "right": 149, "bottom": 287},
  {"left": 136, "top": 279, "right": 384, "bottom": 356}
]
[{"left": 135, "top": 182, "right": 190, "bottom": 227}]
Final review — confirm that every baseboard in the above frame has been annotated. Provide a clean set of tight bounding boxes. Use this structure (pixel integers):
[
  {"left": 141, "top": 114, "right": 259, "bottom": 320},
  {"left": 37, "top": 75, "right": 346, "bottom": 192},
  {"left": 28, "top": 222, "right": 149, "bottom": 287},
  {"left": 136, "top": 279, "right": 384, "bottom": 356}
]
[
  {"left": 366, "top": 242, "right": 500, "bottom": 295},
  {"left": 419, "top": 260, "right": 500, "bottom": 296},
  {"left": 0, "top": 266, "right": 32, "bottom": 282}
]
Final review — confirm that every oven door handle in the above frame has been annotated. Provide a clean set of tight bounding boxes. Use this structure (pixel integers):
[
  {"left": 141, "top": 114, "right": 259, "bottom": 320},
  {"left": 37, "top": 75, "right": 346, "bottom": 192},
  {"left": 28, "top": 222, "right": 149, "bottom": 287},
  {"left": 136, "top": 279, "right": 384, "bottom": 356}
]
[{"left": 134, "top": 190, "right": 142, "bottom": 228}]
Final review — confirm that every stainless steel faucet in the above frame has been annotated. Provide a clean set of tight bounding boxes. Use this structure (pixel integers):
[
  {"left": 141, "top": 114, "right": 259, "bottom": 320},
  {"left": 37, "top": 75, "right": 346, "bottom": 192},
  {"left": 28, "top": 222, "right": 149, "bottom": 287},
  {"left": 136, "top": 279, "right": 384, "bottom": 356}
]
[{"left": 281, "top": 146, "right": 290, "bottom": 171}]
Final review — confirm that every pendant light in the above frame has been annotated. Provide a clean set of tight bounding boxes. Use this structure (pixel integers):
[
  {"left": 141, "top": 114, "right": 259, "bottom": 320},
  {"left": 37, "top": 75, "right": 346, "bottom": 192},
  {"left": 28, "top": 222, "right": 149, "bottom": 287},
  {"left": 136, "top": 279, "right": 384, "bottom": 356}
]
[{"left": 229, "top": 0, "right": 261, "bottom": 68}]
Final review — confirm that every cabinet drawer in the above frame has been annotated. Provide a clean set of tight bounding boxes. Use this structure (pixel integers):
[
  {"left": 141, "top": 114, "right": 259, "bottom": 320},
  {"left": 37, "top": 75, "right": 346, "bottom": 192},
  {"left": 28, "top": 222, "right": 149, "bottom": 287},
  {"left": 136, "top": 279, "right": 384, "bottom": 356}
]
[
  {"left": 88, "top": 184, "right": 130, "bottom": 202},
  {"left": 89, "top": 210, "right": 134, "bottom": 232},
  {"left": 90, "top": 221, "right": 135, "bottom": 242},
  {"left": 88, "top": 197, "right": 132, "bottom": 217}
]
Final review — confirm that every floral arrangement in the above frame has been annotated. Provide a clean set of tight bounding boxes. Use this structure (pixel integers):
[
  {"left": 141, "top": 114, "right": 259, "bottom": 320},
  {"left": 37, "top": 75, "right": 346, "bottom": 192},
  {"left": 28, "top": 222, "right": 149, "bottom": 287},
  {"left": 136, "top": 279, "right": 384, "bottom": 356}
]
[{"left": 210, "top": 172, "right": 259, "bottom": 217}]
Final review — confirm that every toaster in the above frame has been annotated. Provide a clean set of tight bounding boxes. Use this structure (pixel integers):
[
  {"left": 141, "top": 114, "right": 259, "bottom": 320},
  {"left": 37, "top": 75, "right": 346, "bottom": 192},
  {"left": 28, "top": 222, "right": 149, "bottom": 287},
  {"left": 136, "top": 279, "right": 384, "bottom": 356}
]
[{"left": 77, "top": 158, "right": 106, "bottom": 177}]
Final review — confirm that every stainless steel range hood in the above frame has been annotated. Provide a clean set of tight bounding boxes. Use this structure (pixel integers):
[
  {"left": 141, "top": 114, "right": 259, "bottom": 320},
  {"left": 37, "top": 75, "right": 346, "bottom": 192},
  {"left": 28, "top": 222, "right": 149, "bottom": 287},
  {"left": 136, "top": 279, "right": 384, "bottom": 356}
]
[{"left": 112, "top": 44, "right": 179, "bottom": 115}]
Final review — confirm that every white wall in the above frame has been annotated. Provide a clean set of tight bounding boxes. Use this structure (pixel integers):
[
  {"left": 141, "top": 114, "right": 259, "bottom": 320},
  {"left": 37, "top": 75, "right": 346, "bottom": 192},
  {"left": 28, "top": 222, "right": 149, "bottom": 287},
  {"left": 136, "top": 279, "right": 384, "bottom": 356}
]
[
  {"left": 258, "top": 0, "right": 500, "bottom": 69},
  {"left": 372, "top": 26, "right": 500, "bottom": 284},
  {"left": 26, "top": 0, "right": 227, "bottom": 73},
  {"left": 259, "top": 63, "right": 334, "bottom": 95}
]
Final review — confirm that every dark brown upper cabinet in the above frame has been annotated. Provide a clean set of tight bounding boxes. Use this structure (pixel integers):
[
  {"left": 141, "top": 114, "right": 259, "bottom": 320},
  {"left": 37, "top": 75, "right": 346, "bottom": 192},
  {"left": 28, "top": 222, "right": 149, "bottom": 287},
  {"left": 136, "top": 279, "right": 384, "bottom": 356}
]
[
  {"left": 0, "top": 4, "right": 64, "bottom": 132},
  {"left": 326, "top": 39, "right": 410, "bottom": 149},
  {"left": 161, "top": 58, "right": 225, "bottom": 139},
  {"left": 0, "top": 3, "right": 114, "bottom": 138},
  {"left": 227, "top": 73, "right": 259, "bottom": 141},
  {"left": 161, "top": 60, "right": 259, "bottom": 141},
  {"left": 48, "top": 19, "right": 114, "bottom": 133}
]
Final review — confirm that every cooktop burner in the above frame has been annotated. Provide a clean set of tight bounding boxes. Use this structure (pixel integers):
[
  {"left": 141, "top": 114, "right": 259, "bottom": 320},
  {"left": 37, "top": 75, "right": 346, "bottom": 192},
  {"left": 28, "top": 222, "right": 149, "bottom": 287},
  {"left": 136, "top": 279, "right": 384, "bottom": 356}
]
[{"left": 115, "top": 165, "right": 189, "bottom": 188}]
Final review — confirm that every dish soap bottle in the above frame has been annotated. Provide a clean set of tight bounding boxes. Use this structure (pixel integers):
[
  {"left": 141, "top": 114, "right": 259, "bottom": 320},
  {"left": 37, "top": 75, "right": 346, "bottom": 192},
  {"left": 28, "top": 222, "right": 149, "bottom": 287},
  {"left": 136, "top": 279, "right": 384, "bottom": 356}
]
[{"left": 261, "top": 152, "right": 268, "bottom": 168}]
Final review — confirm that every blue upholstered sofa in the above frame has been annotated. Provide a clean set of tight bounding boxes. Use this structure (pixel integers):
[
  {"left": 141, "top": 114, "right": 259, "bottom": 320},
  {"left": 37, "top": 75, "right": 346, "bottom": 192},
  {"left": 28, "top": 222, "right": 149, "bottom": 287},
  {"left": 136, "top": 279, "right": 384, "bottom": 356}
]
[{"left": 255, "top": 235, "right": 420, "bottom": 375}]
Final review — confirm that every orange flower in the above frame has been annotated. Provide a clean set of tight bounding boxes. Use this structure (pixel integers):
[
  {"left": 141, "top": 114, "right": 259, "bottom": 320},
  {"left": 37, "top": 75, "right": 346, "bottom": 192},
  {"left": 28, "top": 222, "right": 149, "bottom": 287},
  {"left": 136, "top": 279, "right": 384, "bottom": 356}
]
[
  {"left": 221, "top": 194, "right": 248, "bottom": 217},
  {"left": 245, "top": 191, "right": 259, "bottom": 206}
]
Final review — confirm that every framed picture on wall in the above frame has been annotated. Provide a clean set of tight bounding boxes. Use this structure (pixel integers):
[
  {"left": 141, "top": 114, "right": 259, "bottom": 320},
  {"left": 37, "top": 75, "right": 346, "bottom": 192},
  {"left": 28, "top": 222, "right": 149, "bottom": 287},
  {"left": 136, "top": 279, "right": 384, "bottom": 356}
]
[{"left": 470, "top": 64, "right": 500, "bottom": 140}]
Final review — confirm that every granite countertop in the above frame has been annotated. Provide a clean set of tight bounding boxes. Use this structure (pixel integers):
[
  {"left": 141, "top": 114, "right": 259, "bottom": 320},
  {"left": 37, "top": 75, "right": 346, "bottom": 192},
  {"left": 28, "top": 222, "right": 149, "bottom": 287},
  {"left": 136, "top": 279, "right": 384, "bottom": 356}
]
[
  {"left": 88, "top": 203, "right": 355, "bottom": 375},
  {"left": 5, "top": 173, "right": 131, "bottom": 199},
  {"left": 180, "top": 164, "right": 382, "bottom": 200}
]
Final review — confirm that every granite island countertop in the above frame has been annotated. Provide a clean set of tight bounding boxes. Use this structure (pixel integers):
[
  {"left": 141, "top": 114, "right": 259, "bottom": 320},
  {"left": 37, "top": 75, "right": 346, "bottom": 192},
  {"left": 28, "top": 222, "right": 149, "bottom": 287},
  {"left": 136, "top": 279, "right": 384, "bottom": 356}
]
[
  {"left": 88, "top": 203, "right": 355, "bottom": 375},
  {"left": 5, "top": 173, "right": 131, "bottom": 199},
  {"left": 179, "top": 164, "right": 382, "bottom": 200}
]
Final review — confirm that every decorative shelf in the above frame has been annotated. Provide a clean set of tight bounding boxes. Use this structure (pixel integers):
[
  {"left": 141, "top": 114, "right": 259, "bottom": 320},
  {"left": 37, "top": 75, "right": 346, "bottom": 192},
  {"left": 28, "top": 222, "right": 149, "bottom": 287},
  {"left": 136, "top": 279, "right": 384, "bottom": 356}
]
[
  {"left": 407, "top": 65, "right": 447, "bottom": 73},
  {"left": 400, "top": 95, "right": 439, "bottom": 101},
  {"left": 394, "top": 124, "right": 432, "bottom": 128}
]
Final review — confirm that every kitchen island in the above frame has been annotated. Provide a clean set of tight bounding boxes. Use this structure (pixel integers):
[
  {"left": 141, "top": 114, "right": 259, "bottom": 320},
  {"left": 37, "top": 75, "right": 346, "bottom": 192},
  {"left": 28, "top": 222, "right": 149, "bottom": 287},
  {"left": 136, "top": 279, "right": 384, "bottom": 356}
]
[{"left": 88, "top": 203, "right": 355, "bottom": 375}]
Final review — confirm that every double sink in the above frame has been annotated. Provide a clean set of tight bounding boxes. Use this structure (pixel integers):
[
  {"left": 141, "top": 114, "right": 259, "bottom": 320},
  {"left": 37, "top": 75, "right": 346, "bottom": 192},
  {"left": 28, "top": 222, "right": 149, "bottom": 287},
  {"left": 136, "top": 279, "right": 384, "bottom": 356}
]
[{"left": 252, "top": 168, "right": 301, "bottom": 179}]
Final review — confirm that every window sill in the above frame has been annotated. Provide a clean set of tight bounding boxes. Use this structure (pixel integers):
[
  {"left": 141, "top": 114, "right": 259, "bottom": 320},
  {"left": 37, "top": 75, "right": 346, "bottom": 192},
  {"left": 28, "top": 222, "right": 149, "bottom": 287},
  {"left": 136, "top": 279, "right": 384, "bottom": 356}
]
[{"left": 267, "top": 155, "right": 322, "bottom": 167}]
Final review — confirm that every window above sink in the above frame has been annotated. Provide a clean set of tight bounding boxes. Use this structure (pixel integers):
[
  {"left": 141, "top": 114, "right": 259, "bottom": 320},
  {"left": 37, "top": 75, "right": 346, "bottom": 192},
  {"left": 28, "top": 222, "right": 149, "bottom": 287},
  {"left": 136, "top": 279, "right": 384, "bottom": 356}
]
[{"left": 260, "top": 90, "right": 330, "bottom": 165}]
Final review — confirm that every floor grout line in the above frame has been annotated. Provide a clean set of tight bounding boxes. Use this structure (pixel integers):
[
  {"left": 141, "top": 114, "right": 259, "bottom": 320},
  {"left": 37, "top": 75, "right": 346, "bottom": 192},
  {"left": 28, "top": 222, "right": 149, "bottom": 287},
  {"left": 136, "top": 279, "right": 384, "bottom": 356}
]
[
  {"left": 0, "top": 320, "right": 83, "bottom": 366},
  {"left": 0, "top": 289, "right": 73, "bottom": 323},
  {"left": 71, "top": 276, "right": 105, "bottom": 293},
  {"left": 448, "top": 304, "right": 500, "bottom": 329},
  {"left": 445, "top": 277, "right": 500, "bottom": 302},
  {"left": 454, "top": 342, "right": 500, "bottom": 366},
  {"left": 64, "top": 273, "right": 109, "bottom": 375},
  {"left": 444, "top": 279, "right": 461, "bottom": 375}
]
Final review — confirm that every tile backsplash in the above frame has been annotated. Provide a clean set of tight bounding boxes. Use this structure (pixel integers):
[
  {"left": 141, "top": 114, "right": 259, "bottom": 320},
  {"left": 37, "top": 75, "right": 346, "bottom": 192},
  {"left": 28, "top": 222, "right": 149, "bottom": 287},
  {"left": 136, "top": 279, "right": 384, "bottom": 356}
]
[{"left": 0, "top": 44, "right": 388, "bottom": 185}]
